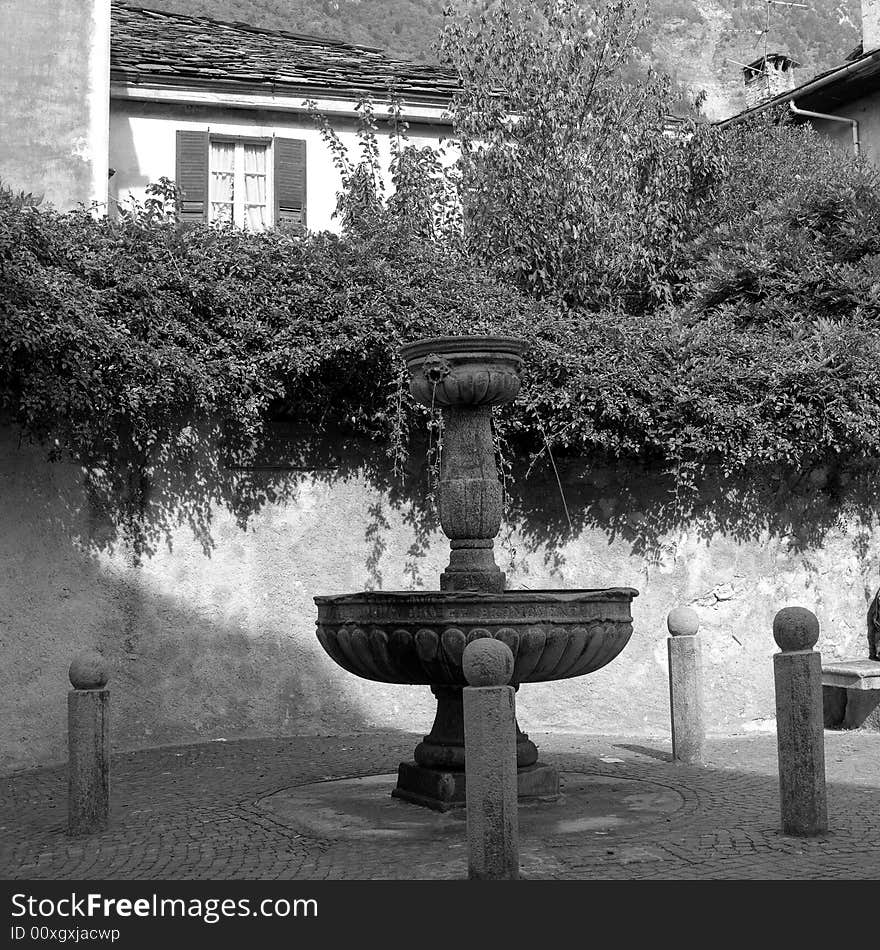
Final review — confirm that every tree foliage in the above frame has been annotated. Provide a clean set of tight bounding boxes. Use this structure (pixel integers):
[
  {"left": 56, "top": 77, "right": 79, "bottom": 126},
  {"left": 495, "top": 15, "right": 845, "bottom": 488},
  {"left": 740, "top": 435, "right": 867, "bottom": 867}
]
[{"left": 439, "top": 0, "right": 727, "bottom": 310}]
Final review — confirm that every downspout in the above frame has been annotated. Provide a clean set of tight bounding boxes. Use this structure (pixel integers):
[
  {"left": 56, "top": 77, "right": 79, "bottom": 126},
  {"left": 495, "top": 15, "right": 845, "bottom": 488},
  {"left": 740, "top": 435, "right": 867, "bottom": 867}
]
[{"left": 789, "top": 101, "right": 860, "bottom": 156}]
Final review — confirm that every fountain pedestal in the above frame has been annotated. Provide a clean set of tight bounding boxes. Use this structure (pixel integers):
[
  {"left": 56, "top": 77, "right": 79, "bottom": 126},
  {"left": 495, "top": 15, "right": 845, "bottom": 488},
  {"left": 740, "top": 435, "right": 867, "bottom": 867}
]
[
  {"left": 315, "top": 336, "right": 638, "bottom": 811},
  {"left": 392, "top": 685, "right": 558, "bottom": 811}
]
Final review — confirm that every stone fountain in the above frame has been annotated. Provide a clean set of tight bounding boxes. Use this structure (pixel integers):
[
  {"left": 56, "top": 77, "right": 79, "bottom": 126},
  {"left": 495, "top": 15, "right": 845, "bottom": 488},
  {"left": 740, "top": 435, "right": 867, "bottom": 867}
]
[{"left": 315, "top": 336, "right": 638, "bottom": 811}]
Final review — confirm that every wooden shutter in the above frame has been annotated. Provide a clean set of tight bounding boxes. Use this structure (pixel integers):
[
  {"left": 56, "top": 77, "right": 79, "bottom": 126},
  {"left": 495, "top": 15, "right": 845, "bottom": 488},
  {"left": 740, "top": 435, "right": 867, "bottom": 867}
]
[
  {"left": 274, "top": 138, "right": 307, "bottom": 230},
  {"left": 175, "top": 130, "right": 209, "bottom": 222}
]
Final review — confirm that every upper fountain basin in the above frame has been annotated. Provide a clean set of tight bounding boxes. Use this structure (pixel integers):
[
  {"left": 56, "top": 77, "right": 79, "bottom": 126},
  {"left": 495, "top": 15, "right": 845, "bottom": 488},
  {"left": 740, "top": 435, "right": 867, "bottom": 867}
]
[
  {"left": 399, "top": 335, "right": 528, "bottom": 409},
  {"left": 315, "top": 588, "right": 637, "bottom": 686}
]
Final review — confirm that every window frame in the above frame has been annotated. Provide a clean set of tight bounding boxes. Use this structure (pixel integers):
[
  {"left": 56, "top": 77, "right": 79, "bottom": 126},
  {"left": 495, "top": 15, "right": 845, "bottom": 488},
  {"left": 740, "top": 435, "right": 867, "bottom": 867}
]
[{"left": 208, "top": 134, "right": 275, "bottom": 230}]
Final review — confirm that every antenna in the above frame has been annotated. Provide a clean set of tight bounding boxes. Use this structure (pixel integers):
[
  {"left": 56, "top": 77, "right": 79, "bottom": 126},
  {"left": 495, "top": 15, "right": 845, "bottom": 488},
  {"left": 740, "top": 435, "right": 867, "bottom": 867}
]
[
  {"left": 748, "top": 0, "right": 809, "bottom": 78},
  {"left": 725, "top": 1, "right": 811, "bottom": 82}
]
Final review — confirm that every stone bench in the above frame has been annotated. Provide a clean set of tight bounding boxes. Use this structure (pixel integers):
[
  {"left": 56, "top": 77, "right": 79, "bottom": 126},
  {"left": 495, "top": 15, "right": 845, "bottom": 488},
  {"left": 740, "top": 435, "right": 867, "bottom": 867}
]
[{"left": 822, "top": 659, "right": 880, "bottom": 731}]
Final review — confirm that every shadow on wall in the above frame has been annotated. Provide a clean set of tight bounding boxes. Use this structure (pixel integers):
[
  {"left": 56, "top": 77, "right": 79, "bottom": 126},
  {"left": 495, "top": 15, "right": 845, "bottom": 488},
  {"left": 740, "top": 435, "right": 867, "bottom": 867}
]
[
  {"left": 17, "top": 417, "right": 444, "bottom": 580},
  {"left": 4, "top": 561, "right": 378, "bottom": 773},
  {"left": 17, "top": 413, "right": 880, "bottom": 558},
  {"left": 0, "top": 476, "right": 386, "bottom": 772},
  {"left": 1, "top": 424, "right": 438, "bottom": 772},
  {"left": 508, "top": 452, "right": 880, "bottom": 563},
  {"left": 507, "top": 452, "right": 880, "bottom": 653},
  {"left": 11, "top": 413, "right": 880, "bottom": 607}
]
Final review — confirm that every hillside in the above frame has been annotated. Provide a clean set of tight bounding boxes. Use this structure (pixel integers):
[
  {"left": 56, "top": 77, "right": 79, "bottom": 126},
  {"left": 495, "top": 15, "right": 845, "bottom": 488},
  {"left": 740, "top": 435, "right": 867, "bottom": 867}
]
[
  {"left": 126, "top": 0, "right": 453, "bottom": 62},
  {"left": 131, "top": 0, "right": 862, "bottom": 119},
  {"left": 656, "top": 0, "right": 861, "bottom": 117}
]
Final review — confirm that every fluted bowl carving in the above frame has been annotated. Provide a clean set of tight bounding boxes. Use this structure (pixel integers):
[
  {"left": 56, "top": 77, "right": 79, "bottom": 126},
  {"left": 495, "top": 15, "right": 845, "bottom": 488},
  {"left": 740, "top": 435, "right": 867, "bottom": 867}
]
[
  {"left": 315, "top": 589, "right": 637, "bottom": 686},
  {"left": 400, "top": 335, "right": 527, "bottom": 408}
]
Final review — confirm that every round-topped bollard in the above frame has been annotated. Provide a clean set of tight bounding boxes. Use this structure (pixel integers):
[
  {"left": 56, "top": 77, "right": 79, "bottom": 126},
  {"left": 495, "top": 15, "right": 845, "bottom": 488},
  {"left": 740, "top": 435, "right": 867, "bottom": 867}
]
[
  {"left": 462, "top": 636, "right": 519, "bottom": 880},
  {"left": 773, "top": 606, "right": 820, "bottom": 652},
  {"left": 463, "top": 638, "right": 514, "bottom": 687},
  {"left": 666, "top": 607, "right": 704, "bottom": 764},
  {"left": 69, "top": 651, "right": 109, "bottom": 690},
  {"left": 67, "top": 651, "right": 110, "bottom": 836},
  {"left": 667, "top": 606, "right": 700, "bottom": 638},
  {"left": 771, "top": 606, "right": 827, "bottom": 836}
]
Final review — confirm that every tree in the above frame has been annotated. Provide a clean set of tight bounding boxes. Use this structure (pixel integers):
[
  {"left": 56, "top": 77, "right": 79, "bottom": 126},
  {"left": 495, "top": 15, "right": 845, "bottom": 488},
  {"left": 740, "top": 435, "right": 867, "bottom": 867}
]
[{"left": 438, "top": 0, "right": 726, "bottom": 311}]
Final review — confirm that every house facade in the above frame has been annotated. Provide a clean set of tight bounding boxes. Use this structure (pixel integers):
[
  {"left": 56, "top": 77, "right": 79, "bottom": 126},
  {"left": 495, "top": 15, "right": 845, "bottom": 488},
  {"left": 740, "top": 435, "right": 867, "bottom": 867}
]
[
  {"left": 719, "top": 1, "right": 880, "bottom": 166},
  {"left": 1, "top": 2, "right": 457, "bottom": 229},
  {"left": 108, "top": 5, "right": 457, "bottom": 232}
]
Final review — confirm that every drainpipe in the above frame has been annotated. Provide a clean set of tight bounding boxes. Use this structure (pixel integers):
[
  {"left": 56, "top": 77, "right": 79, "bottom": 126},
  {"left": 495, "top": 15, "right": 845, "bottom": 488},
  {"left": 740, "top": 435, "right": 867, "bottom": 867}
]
[{"left": 789, "top": 101, "right": 860, "bottom": 156}]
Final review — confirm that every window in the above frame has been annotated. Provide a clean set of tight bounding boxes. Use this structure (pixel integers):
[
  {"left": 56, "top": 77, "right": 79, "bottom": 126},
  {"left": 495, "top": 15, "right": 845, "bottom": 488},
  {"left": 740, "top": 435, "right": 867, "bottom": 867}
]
[
  {"left": 175, "top": 131, "right": 306, "bottom": 229},
  {"left": 209, "top": 139, "right": 270, "bottom": 230}
]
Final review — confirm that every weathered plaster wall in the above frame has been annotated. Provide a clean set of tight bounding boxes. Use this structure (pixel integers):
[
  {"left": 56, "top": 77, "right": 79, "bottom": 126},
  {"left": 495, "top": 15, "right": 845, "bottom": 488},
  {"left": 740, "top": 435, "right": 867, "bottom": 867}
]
[
  {"left": 109, "top": 99, "right": 452, "bottom": 232},
  {"left": 0, "top": 0, "right": 110, "bottom": 209},
  {"left": 2, "top": 426, "right": 878, "bottom": 773}
]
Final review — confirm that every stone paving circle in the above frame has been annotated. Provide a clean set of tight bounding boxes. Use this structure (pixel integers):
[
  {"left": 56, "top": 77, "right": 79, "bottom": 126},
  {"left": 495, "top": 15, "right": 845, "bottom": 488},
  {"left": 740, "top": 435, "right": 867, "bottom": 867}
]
[{"left": 2, "top": 730, "right": 879, "bottom": 880}]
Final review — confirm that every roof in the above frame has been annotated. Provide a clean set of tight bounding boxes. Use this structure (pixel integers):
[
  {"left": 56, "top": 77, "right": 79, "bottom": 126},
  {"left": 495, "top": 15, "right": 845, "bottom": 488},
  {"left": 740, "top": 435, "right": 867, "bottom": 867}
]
[
  {"left": 110, "top": 3, "right": 460, "bottom": 105},
  {"left": 719, "top": 46, "right": 880, "bottom": 127}
]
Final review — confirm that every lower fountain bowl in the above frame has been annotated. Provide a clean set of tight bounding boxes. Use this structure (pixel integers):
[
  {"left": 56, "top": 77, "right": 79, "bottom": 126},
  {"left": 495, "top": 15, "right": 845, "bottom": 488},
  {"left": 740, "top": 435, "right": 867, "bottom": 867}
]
[{"left": 314, "top": 588, "right": 638, "bottom": 685}]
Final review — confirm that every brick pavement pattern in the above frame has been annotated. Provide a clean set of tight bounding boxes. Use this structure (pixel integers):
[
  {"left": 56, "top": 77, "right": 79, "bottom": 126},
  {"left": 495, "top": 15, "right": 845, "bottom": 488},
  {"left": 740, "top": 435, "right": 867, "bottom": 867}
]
[{"left": 2, "top": 731, "right": 878, "bottom": 879}]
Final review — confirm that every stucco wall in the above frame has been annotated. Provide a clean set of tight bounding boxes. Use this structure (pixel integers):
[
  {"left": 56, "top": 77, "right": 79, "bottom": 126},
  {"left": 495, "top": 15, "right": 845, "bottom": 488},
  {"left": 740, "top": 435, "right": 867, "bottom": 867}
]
[
  {"left": 0, "top": 0, "right": 109, "bottom": 209},
  {"left": 109, "top": 98, "right": 451, "bottom": 232},
  {"left": 3, "top": 425, "right": 878, "bottom": 773}
]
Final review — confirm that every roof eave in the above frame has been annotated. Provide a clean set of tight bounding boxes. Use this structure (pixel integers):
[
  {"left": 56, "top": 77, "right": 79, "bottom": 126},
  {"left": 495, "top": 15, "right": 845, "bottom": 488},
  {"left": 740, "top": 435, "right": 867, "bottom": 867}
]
[
  {"left": 110, "top": 69, "right": 456, "bottom": 105},
  {"left": 109, "top": 77, "right": 455, "bottom": 125}
]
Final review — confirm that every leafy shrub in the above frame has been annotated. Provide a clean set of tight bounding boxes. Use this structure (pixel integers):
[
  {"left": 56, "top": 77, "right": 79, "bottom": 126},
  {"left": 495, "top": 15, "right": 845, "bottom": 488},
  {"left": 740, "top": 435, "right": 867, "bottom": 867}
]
[
  {"left": 3, "top": 151, "right": 880, "bottom": 557},
  {"left": 0, "top": 184, "right": 544, "bottom": 554},
  {"left": 684, "top": 113, "right": 880, "bottom": 328}
]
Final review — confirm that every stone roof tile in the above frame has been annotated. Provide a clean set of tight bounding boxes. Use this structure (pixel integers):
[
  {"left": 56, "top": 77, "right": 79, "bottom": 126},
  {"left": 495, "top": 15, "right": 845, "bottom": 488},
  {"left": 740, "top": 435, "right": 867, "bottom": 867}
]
[{"left": 111, "top": 3, "right": 459, "bottom": 105}]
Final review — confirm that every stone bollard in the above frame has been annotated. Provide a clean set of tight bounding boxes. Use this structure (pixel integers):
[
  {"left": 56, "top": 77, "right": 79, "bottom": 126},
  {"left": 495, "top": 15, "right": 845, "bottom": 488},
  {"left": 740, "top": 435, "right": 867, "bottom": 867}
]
[
  {"left": 67, "top": 651, "right": 110, "bottom": 836},
  {"left": 772, "top": 607, "right": 828, "bottom": 837},
  {"left": 462, "top": 638, "right": 519, "bottom": 880},
  {"left": 667, "top": 607, "right": 705, "bottom": 764}
]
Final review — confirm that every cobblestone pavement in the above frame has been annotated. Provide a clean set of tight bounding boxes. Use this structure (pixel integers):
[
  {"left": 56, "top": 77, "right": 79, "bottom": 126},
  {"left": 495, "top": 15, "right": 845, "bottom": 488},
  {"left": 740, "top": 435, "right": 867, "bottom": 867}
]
[{"left": 2, "top": 730, "right": 878, "bottom": 880}]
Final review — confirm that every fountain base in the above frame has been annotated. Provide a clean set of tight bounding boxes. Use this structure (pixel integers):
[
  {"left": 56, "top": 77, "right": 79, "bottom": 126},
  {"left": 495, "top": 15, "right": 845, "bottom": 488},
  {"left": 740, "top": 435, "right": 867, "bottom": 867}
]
[
  {"left": 412, "top": 685, "right": 538, "bottom": 770},
  {"left": 391, "top": 685, "right": 559, "bottom": 811},
  {"left": 392, "top": 761, "right": 560, "bottom": 812}
]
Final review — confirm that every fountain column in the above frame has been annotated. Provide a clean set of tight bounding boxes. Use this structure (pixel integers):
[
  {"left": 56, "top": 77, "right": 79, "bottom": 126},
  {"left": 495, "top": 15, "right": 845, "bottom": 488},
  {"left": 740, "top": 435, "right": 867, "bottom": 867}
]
[{"left": 439, "top": 406, "right": 505, "bottom": 593}]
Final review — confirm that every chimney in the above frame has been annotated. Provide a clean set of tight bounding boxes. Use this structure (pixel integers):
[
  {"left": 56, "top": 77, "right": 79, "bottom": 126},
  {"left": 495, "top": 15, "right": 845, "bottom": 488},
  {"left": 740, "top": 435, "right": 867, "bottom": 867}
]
[
  {"left": 863, "top": 0, "right": 880, "bottom": 53},
  {"left": 742, "top": 53, "right": 801, "bottom": 108}
]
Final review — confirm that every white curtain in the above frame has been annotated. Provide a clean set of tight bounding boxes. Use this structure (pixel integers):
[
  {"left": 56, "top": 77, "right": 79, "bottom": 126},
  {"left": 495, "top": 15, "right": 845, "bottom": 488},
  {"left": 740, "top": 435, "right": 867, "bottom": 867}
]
[
  {"left": 244, "top": 144, "right": 267, "bottom": 230},
  {"left": 210, "top": 142, "right": 235, "bottom": 224}
]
